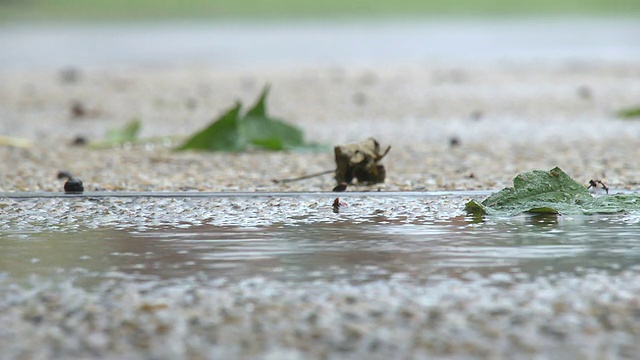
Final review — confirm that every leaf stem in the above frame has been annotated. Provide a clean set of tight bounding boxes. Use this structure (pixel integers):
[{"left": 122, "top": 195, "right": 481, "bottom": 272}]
[{"left": 272, "top": 169, "right": 334, "bottom": 183}]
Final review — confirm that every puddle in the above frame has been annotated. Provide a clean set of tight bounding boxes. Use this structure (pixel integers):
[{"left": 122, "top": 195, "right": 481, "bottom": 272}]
[
  {"left": 3, "top": 194, "right": 640, "bottom": 358},
  {"left": 3, "top": 196, "right": 640, "bottom": 287}
]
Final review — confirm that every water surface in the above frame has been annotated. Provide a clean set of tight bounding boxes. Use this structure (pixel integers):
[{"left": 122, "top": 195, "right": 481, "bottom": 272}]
[{"left": 3, "top": 197, "right": 639, "bottom": 287}]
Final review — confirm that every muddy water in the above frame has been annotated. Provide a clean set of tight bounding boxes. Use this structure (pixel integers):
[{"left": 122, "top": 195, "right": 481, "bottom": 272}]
[{"left": 2, "top": 195, "right": 640, "bottom": 286}]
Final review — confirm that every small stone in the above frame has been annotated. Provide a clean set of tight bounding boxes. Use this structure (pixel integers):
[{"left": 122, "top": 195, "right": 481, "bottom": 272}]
[
  {"left": 57, "top": 170, "right": 73, "bottom": 180},
  {"left": 332, "top": 197, "right": 348, "bottom": 213},
  {"left": 71, "top": 136, "right": 88, "bottom": 146},
  {"left": 577, "top": 85, "right": 592, "bottom": 100},
  {"left": 70, "top": 101, "right": 87, "bottom": 118},
  {"left": 186, "top": 97, "right": 198, "bottom": 110},
  {"left": 59, "top": 66, "right": 81, "bottom": 84},
  {"left": 333, "top": 182, "right": 348, "bottom": 192},
  {"left": 470, "top": 110, "right": 483, "bottom": 121},
  {"left": 449, "top": 136, "right": 461, "bottom": 147},
  {"left": 64, "top": 177, "right": 84, "bottom": 194},
  {"left": 352, "top": 92, "right": 367, "bottom": 106}
]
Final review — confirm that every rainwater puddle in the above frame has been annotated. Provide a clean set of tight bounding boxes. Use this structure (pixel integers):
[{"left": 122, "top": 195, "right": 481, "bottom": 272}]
[
  {"left": 3, "top": 194, "right": 640, "bottom": 358},
  {"left": 2, "top": 194, "right": 640, "bottom": 287}
]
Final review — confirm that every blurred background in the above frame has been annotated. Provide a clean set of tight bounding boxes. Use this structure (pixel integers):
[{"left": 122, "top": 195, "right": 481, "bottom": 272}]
[
  {"left": 1, "top": 0, "right": 639, "bottom": 71},
  {"left": 1, "top": 0, "right": 639, "bottom": 153},
  {"left": 1, "top": 0, "right": 639, "bottom": 20}
]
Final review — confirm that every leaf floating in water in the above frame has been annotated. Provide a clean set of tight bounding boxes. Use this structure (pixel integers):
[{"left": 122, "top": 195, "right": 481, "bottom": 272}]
[{"left": 465, "top": 167, "right": 640, "bottom": 217}]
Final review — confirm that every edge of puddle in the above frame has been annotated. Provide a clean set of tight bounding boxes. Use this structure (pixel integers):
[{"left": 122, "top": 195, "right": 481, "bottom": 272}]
[{"left": 0, "top": 190, "right": 497, "bottom": 199}]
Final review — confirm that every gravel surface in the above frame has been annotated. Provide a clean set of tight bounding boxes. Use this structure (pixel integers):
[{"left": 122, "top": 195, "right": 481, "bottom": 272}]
[
  {"left": 2, "top": 61, "right": 640, "bottom": 193},
  {"left": 2, "top": 272, "right": 640, "bottom": 360}
]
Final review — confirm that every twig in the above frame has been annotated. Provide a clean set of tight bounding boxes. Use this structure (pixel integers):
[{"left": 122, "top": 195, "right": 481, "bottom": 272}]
[
  {"left": 587, "top": 179, "right": 609, "bottom": 194},
  {"left": 378, "top": 145, "right": 391, "bottom": 161},
  {"left": 272, "top": 169, "right": 334, "bottom": 184}
]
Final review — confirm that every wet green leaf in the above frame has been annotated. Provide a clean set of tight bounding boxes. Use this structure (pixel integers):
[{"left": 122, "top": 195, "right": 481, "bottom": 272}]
[
  {"left": 177, "top": 86, "right": 311, "bottom": 152},
  {"left": 245, "top": 85, "right": 269, "bottom": 118},
  {"left": 243, "top": 86, "right": 305, "bottom": 150},
  {"left": 465, "top": 167, "right": 640, "bottom": 216},
  {"left": 244, "top": 116, "right": 304, "bottom": 149},
  {"left": 176, "top": 103, "right": 246, "bottom": 151},
  {"left": 617, "top": 106, "right": 640, "bottom": 119}
]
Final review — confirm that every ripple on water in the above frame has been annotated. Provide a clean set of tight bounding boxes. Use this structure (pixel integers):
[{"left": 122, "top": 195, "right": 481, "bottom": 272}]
[
  {"left": 1, "top": 195, "right": 640, "bottom": 285},
  {"left": 2, "top": 194, "right": 640, "bottom": 358}
]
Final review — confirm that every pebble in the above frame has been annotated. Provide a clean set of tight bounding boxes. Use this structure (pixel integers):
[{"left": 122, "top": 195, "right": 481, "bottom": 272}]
[
  {"left": 56, "top": 170, "right": 73, "bottom": 180},
  {"left": 64, "top": 177, "right": 84, "bottom": 193}
]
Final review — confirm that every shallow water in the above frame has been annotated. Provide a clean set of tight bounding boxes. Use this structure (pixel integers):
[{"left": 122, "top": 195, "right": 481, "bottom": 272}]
[
  {"left": 2, "top": 194, "right": 640, "bottom": 287},
  {"left": 3, "top": 194, "right": 640, "bottom": 358}
]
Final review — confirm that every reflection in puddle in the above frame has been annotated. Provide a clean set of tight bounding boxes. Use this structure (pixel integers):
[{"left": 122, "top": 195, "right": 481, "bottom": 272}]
[{"left": 3, "top": 212, "right": 640, "bottom": 286}]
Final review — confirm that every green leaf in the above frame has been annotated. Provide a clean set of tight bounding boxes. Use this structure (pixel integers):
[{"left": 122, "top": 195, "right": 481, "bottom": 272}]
[
  {"left": 177, "top": 85, "right": 313, "bottom": 152},
  {"left": 242, "top": 86, "right": 305, "bottom": 150},
  {"left": 243, "top": 115, "right": 305, "bottom": 150},
  {"left": 617, "top": 106, "right": 640, "bottom": 119},
  {"left": 464, "top": 199, "right": 486, "bottom": 217},
  {"left": 585, "top": 194, "right": 640, "bottom": 213},
  {"left": 465, "top": 167, "right": 640, "bottom": 216},
  {"left": 176, "top": 103, "right": 246, "bottom": 151},
  {"left": 527, "top": 207, "right": 560, "bottom": 214},
  {"left": 245, "top": 84, "right": 270, "bottom": 118},
  {"left": 105, "top": 119, "right": 141, "bottom": 145}
]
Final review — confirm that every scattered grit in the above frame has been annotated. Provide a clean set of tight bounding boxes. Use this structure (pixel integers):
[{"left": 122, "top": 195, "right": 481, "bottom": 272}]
[
  {"left": 1, "top": 61, "right": 640, "bottom": 193},
  {"left": 2, "top": 61, "right": 640, "bottom": 359},
  {"left": 2, "top": 272, "right": 640, "bottom": 360}
]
